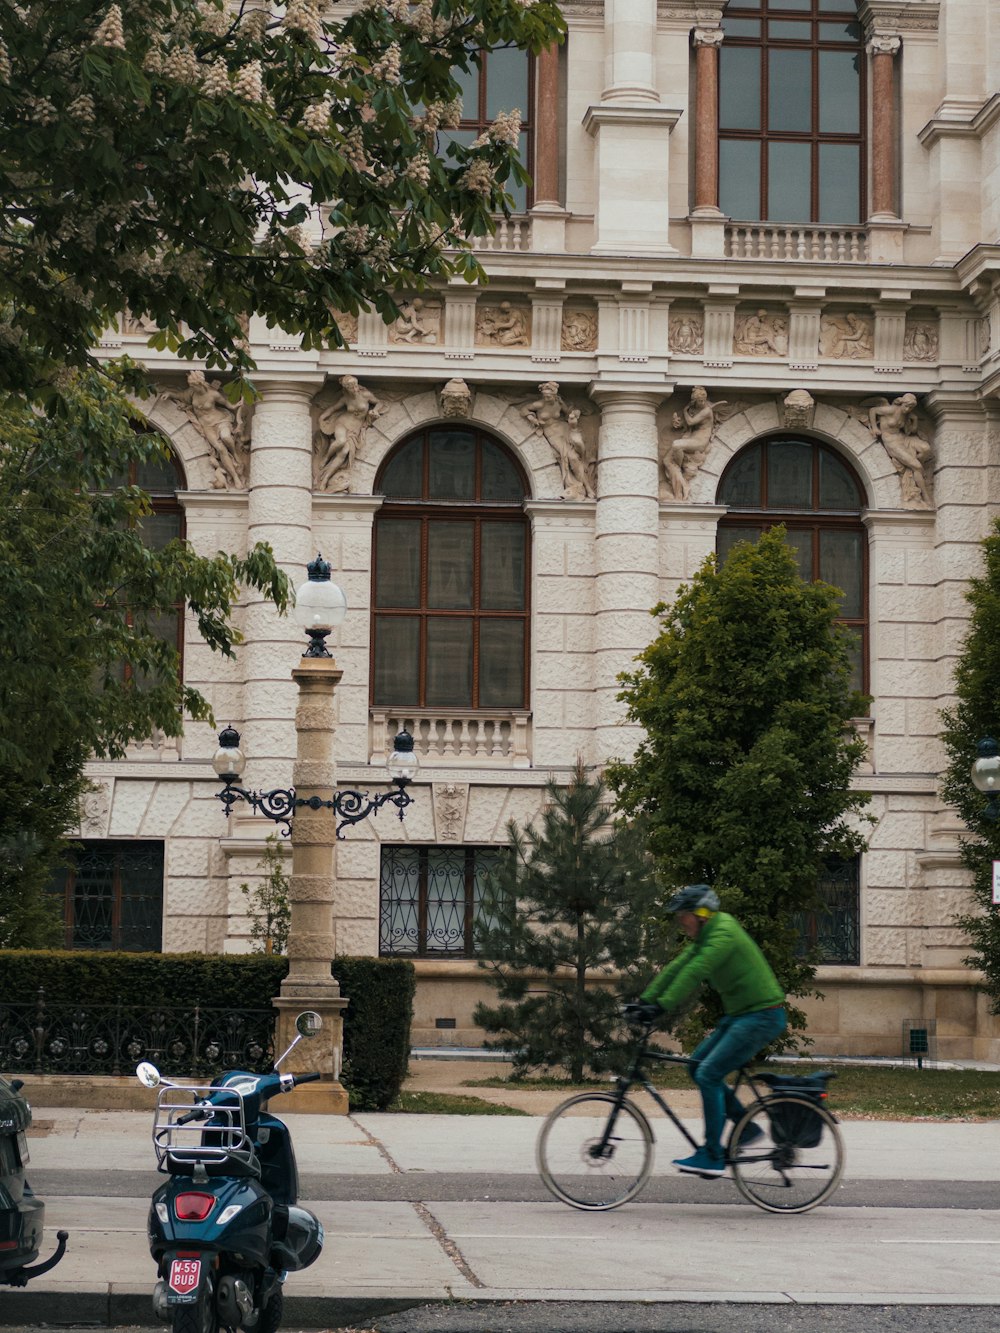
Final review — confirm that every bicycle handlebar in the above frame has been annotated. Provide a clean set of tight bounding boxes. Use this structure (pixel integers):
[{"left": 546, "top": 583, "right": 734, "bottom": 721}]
[{"left": 293, "top": 1072, "right": 321, "bottom": 1087}]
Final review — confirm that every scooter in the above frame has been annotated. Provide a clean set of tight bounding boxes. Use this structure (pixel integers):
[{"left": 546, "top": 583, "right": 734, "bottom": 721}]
[
  {"left": 136, "top": 1011, "right": 325, "bottom": 1333},
  {"left": 0, "top": 1073, "right": 68, "bottom": 1286}
]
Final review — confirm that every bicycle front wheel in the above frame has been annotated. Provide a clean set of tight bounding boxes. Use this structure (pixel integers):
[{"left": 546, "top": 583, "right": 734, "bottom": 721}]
[
  {"left": 537, "top": 1092, "right": 654, "bottom": 1211},
  {"left": 729, "top": 1095, "right": 844, "bottom": 1214}
]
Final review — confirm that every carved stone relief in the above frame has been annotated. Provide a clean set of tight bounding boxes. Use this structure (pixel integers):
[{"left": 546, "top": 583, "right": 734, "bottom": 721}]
[
  {"left": 981, "top": 317, "right": 991, "bottom": 356},
  {"left": 122, "top": 310, "right": 159, "bottom": 336},
  {"left": 475, "top": 301, "right": 531, "bottom": 347},
  {"left": 79, "top": 782, "right": 112, "bottom": 837},
  {"left": 734, "top": 308, "right": 788, "bottom": 357},
  {"left": 865, "top": 393, "right": 934, "bottom": 508},
  {"left": 434, "top": 783, "right": 469, "bottom": 841},
  {"left": 659, "top": 386, "right": 727, "bottom": 502},
  {"left": 312, "top": 374, "right": 386, "bottom": 493},
  {"left": 389, "top": 297, "right": 442, "bottom": 345},
  {"left": 560, "top": 309, "right": 598, "bottom": 352},
  {"left": 782, "top": 389, "right": 816, "bottom": 431},
  {"left": 329, "top": 309, "right": 358, "bottom": 345},
  {"left": 438, "top": 378, "right": 473, "bottom": 419},
  {"left": 820, "top": 312, "right": 874, "bottom": 359},
  {"left": 161, "top": 370, "right": 251, "bottom": 489},
  {"left": 903, "top": 320, "right": 939, "bottom": 362},
  {"left": 668, "top": 310, "right": 704, "bottom": 355},
  {"left": 518, "top": 381, "right": 596, "bottom": 500}
]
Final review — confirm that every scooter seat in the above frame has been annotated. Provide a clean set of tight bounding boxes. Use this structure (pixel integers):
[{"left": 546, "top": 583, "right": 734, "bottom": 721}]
[{"left": 165, "top": 1150, "right": 261, "bottom": 1180}]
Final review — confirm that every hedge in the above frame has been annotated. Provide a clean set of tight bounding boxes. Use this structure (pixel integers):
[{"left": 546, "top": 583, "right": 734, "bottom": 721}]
[{"left": 0, "top": 951, "right": 414, "bottom": 1111}]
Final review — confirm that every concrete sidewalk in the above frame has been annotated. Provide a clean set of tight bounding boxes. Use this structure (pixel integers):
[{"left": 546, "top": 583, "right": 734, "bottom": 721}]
[{"left": 5, "top": 1087, "right": 1000, "bottom": 1326}]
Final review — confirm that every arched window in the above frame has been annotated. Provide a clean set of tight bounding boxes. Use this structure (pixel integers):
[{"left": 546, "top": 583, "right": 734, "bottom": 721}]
[
  {"left": 372, "top": 428, "right": 530, "bottom": 710},
  {"left": 445, "top": 48, "right": 533, "bottom": 212},
  {"left": 719, "top": 0, "right": 865, "bottom": 224},
  {"left": 716, "top": 437, "right": 867, "bottom": 690}
]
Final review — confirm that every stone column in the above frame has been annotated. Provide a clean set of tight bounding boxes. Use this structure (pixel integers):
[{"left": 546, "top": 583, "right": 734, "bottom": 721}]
[
  {"left": 275, "top": 655, "right": 349, "bottom": 1113},
  {"left": 244, "top": 380, "right": 319, "bottom": 792},
  {"left": 589, "top": 386, "right": 664, "bottom": 761},
  {"left": 603, "top": 0, "right": 658, "bottom": 102},
  {"left": 866, "top": 35, "right": 905, "bottom": 262},
  {"left": 530, "top": 42, "right": 567, "bottom": 253},
  {"left": 689, "top": 29, "right": 726, "bottom": 258}
]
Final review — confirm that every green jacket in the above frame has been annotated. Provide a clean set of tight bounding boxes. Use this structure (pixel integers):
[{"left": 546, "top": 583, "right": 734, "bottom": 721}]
[{"left": 641, "top": 912, "right": 784, "bottom": 1017}]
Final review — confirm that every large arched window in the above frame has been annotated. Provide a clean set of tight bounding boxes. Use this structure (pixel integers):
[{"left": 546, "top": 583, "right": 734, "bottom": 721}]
[
  {"left": 717, "top": 437, "right": 867, "bottom": 690},
  {"left": 719, "top": 0, "right": 865, "bottom": 224},
  {"left": 372, "top": 428, "right": 530, "bottom": 710}
]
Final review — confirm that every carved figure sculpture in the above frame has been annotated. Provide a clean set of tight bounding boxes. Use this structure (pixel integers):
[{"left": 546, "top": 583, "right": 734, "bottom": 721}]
[
  {"left": 867, "top": 393, "right": 933, "bottom": 508},
  {"left": 782, "top": 389, "right": 815, "bottom": 432},
  {"left": 735, "top": 309, "right": 788, "bottom": 356},
  {"left": 821, "top": 312, "right": 874, "bottom": 359},
  {"left": 903, "top": 321, "right": 938, "bottom": 362},
  {"left": 519, "top": 380, "right": 594, "bottom": 500},
  {"left": 165, "top": 370, "right": 249, "bottom": 489},
  {"left": 669, "top": 312, "right": 704, "bottom": 355},
  {"left": 329, "top": 309, "right": 359, "bottom": 344},
  {"left": 664, "top": 385, "right": 725, "bottom": 502},
  {"left": 314, "top": 374, "right": 385, "bottom": 492},
  {"left": 477, "top": 300, "right": 530, "bottom": 347},
  {"left": 391, "top": 297, "right": 439, "bottom": 344},
  {"left": 438, "top": 377, "right": 472, "bottom": 419},
  {"left": 561, "top": 310, "right": 598, "bottom": 352}
]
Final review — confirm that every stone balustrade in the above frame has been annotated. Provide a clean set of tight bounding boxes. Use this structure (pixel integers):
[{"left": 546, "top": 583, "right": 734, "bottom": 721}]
[
  {"left": 370, "top": 709, "right": 531, "bottom": 766},
  {"left": 725, "top": 223, "right": 869, "bottom": 264}
]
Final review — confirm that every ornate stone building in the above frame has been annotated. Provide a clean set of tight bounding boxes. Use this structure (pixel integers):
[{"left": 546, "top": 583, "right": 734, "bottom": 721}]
[{"left": 73, "top": 0, "right": 1000, "bottom": 1060}]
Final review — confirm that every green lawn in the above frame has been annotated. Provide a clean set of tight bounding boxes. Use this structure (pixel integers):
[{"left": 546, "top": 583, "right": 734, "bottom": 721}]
[{"left": 466, "top": 1062, "right": 1000, "bottom": 1120}]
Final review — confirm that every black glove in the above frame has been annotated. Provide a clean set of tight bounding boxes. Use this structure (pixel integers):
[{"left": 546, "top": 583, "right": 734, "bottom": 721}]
[{"left": 623, "top": 1001, "right": 662, "bottom": 1024}]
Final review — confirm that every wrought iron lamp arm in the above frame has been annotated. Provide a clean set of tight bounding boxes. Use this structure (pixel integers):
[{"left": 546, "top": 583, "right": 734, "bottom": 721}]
[{"left": 215, "top": 778, "right": 413, "bottom": 838}]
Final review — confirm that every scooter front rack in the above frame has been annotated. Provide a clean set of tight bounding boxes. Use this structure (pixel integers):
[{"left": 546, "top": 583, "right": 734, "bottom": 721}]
[{"left": 152, "top": 1083, "right": 258, "bottom": 1175}]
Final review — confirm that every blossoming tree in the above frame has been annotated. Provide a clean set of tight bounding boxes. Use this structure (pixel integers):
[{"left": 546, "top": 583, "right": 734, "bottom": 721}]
[{"left": 1, "top": 0, "right": 564, "bottom": 392}]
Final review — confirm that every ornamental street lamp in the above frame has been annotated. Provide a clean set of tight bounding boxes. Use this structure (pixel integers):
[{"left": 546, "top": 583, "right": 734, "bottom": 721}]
[
  {"left": 213, "top": 553, "right": 419, "bottom": 1111},
  {"left": 971, "top": 736, "right": 1000, "bottom": 822}
]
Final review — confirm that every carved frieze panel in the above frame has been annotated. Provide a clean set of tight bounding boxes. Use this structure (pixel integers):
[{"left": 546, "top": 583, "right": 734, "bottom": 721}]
[
  {"left": 820, "top": 311, "right": 874, "bottom": 359},
  {"left": 903, "top": 318, "right": 939, "bottom": 362},
  {"left": 560, "top": 308, "right": 598, "bottom": 352},
  {"left": 389, "top": 297, "right": 443, "bottom": 345},
  {"left": 734, "top": 307, "right": 789, "bottom": 357},
  {"left": 668, "top": 308, "right": 704, "bottom": 355},
  {"left": 475, "top": 301, "right": 531, "bottom": 347},
  {"left": 329, "top": 310, "right": 358, "bottom": 345}
]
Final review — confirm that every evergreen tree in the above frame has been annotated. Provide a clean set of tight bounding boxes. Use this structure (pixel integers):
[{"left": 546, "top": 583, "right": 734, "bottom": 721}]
[
  {"left": 473, "top": 763, "right": 663, "bottom": 1081},
  {"left": 607, "top": 528, "right": 871, "bottom": 1043},
  {"left": 940, "top": 518, "right": 1000, "bottom": 1005}
]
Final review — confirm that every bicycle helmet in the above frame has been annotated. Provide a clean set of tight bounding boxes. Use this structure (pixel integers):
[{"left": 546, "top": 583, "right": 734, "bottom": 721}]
[{"left": 666, "top": 883, "right": 720, "bottom": 913}]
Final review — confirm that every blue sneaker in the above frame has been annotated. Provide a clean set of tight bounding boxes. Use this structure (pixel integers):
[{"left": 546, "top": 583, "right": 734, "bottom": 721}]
[{"left": 673, "top": 1148, "right": 725, "bottom": 1178}]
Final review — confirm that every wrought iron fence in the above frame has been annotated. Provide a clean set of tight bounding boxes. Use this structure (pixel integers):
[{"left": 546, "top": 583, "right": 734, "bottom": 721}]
[{"left": 0, "top": 988, "right": 276, "bottom": 1078}]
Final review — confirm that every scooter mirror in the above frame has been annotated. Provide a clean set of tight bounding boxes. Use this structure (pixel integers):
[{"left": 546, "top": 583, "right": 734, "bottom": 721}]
[
  {"left": 295, "top": 1011, "right": 323, "bottom": 1038},
  {"left": 136, "top": 1061, "right": 161, "bottom": 1088}
]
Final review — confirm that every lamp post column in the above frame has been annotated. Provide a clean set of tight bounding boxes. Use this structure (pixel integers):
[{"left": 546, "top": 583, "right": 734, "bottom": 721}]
[{"left": 274, "top": 655, "right": 348, "bottom": 1112}]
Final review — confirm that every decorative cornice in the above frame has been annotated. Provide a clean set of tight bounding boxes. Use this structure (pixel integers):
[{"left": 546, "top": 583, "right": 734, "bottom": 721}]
[
  {"left": 583, "top": 103, "right": 684, "bottom": 136},
  {"left": 918, "top": 94, "right": 1000, "bottom": 147},
  {"left": 858, "top": 0, "right": 940, "bottom": 35}
]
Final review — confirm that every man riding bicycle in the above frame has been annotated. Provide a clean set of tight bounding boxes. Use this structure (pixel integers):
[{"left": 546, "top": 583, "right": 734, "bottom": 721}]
[{"left": 631, "top": 883, "right": 786, "bottom": 1178}]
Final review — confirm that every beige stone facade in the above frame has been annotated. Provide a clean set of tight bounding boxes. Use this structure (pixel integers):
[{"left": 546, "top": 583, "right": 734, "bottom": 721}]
[{"left": 86, "top": 0, "right": 1000, "bottom": 1061}]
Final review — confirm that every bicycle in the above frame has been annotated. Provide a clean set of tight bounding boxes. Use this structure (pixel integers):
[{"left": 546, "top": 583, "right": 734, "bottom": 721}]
[{"left": 536, "top": 1016, "right": 845, "bottom": 1215}]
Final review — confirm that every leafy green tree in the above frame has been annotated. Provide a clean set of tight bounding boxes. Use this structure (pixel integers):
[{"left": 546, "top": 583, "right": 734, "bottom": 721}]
[
  {"left": 473, "top": 763, "right": 664, "bottom": 1081},
  {"left": 608, "top": 528, "right": 871, "bottom": 1044},
  {"left": 940, "top": 518, "right": 1000, "bottom": 1006},
  {"left": 1, "top": 0, "right": 563, "bottom": 392},
  {"left": 0, "top": 366, "right": 289, "bottom": 946},
  {"left": 241, "top": 834, "right": 291, "bottom": 955}
]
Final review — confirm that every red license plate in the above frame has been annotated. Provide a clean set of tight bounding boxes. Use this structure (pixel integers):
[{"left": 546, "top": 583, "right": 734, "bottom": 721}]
[{"left": 168, "top": 1258, "right": 201, "bottom": 1296}]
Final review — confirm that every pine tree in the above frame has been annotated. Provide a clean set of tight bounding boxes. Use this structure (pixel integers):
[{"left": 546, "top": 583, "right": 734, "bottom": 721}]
[
  {"left": 473, "top": 762, "right": 663, "bottom": 1082},
  {"left": 608, "top": 527, "right": 871, "bottom": 1043},
  {"left": 940, "top": 518, "right": 1000, "bottom": 1005}
]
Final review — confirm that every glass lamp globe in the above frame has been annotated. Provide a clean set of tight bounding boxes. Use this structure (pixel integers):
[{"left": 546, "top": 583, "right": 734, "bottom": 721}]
[
  {"left": 972, "top": 737, "right": 1000, "bottom": 793},
  {"left": 293, "top": 574, "right": 348, "bottom": 632},
  {"left": 212, "top": 726, "right": 246, "bottom": 781},
  {"left": 387, "top": 730, "right": 419, "bottom": 785}
]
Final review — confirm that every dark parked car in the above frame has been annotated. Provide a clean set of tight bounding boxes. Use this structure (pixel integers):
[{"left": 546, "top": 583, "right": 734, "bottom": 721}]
[{"left": 0, "top": 1074, "right": 66, "bottom": 1286}]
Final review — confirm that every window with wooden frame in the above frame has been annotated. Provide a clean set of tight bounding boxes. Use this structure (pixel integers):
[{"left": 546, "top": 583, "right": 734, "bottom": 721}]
[
  {"left": 716, "top": 437, "right": 868, "bottom": 694},
  {"left": 794, "top": 854, "right": 861, "bottom": 964},
  {"left": 105, "top": 445, "right": 186, "bottom": 685},
  {"left": 379, "top": 844, "right": 505, "bottom": 957},
  {"left": 718, "top": 0, "right": 866, "bottom": 224},
  {"left": 444, "top": 47, "right": 534, "bottom": 212},
  {"left": 372, "top": 427, "right": 530, "bottom": 711},
  {"left": 47, "top": 840, "right": 165, "bottom": 952}
]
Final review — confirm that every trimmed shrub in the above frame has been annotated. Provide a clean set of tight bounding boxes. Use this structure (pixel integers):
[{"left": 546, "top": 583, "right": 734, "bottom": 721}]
[{"left": 0, "top": 951, "right": 413, "bottom": 1111}]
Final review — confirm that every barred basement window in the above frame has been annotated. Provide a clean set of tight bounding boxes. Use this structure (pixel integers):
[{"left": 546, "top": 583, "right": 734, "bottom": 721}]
[
  {"left": 47, "top": 840, "right": 164, "bottom": 952},
  {"left": 794, "top": 855, "right": 860, "bottom": 964},
  {"left": 379, "top": 845, "right": 504, "bottom": 957}
]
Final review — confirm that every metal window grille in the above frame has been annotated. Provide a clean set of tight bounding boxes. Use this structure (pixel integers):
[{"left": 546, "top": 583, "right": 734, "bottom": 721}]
[
  {"left": 379, "top": 845, "right": 504, "bottom": 958},
  {"left": 793, "top": 854, "right": 860, "bottom": 965},
  {"left": 47, "top": 840, "right": 164, "bottom": 952}
]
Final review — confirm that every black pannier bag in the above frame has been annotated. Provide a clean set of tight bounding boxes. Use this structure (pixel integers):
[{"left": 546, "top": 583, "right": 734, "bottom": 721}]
[{"left": 756, "top": 1071, "right": 836, "bottom": 1149}]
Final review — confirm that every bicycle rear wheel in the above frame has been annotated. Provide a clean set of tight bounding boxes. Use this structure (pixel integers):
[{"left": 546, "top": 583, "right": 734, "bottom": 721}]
[
  {"left": 728, "top": 1095, "right": 844, "bottom": 1214},
  {"left": 536, "top": 1093, "right": 654, "bottom": 1211}
]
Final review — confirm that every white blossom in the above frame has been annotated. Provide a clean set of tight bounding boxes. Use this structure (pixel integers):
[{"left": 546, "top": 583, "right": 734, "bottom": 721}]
[
  {"left": 234, "top": 60, "right": 264, "bottom": 102},
  {"left": 405, "top": 153, "right": 431, "bottom": 188},
  {"left": 242, "top": 9, "right": 270, "bottom": 41},
  {"left": 29, "top": 97, "right": 58, "bottom": 126},
  {"left": 301, "top": 99, "right": 331, "bottom": 134},
  {"left": 459, "top": 159, "right": 495, "bottom": 197},
  {"left": 373, "top": 42, "right": 402, "bottom": 84},
  {"left": 282, "top": 0, "right": 323, "bottom": 43},
  {"left": 162, "top": 45, "right": 200, "bottom": 85},
  {"left": 196, "top": 3, "right": 231, "bottom": 38},
  {"left": 93, "top": 4, "right": 126, "bottom": 49},
  {"left": 201, "top": 59, "right": 231, "bottom": 97},
  {"left": 0, "top": 41, "right": 11, "bottom": 84},
  {"left": 488, "top": 109, "right": 521, "bottom": 148},
  {"left": 340, "top": 223, "right": 371, "bottom": 253},
  {"left": 68, "top": 94, "right": 96, "bottom": 124}
]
